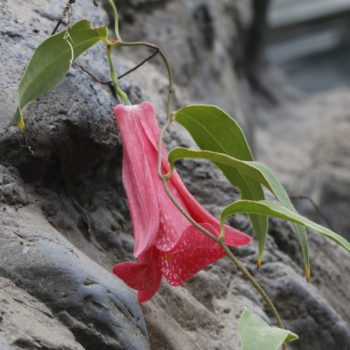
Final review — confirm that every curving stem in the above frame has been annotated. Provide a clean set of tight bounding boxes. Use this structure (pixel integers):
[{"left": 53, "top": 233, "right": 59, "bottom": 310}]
[{"left": 104, "top": 3, "right": 287, "bottom": 347}]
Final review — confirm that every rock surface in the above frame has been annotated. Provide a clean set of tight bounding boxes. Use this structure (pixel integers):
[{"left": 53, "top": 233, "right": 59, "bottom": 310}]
[
  {"left": 256, "top": 86, "right": 350, "bottom": 240},
  {"left": 1, "top": 1, "right": 350, "bottom": 350}
]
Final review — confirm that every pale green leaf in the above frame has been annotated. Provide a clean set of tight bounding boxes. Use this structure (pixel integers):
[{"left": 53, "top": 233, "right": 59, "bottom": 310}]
[
  {"left": 239, "top": 308, "right": 298, "bottom": 350},
  {"left": 14, "top": 20, "right": 108, "bottom": 129},
  {"left": 173, "top": 105, "right": 268, "bottom": 261},
  {"left": 249, "top": 162, "right": 309, "bottom": 278},
  {"left": 221, "top": 200, "right": 350, "bottom": 253}
]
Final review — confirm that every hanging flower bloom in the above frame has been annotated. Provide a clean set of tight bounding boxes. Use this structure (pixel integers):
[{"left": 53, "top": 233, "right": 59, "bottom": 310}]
[{"left": 113, "top": 102, "right": 252, "bottom": 302}]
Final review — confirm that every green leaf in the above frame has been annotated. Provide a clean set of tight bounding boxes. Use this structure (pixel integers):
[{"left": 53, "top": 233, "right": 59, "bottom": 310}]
[
  {"left": 248, "top": 162, "right": 310, "bottom": 278},
  {"left": 173, "top": 105, "right": 268, "bottom": 262},
  {"left": 239, "top": 308, "right": 298, "bottom": 350},
  {"left": 168, "top": 147, "right": 310, "bottom": 275},
  {"left": 221, "top": 200, "right": 350, "bottom": 253},
  {"left": 14, "top": 20, "right": 108, "bottom": 129}
]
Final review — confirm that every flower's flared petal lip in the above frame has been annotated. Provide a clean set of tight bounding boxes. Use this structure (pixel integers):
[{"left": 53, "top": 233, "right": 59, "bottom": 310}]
[
  {"left": 155, "top": 218, "right": 252, "bottom": 252},
  {"left": 112, "top": 249, "right": 162, "bottom": 303},
  {"left": 114, "top": 104, "right": 160, "bottom": 257},
  {"left": 160, "top": 223, "right": 226, "bottom": 285},
  {"left": 154, "top": 182, "right": 190, "bottom": 251},
  {"left": 223, "top": 225, "right": 252, "bottom": 246},
  {"left": 113, "top": 261, "right": 150, "bottom": 290},
  {"left": 160, "top": 223, "right": 251, "bottom": 285},
  {"left": 137, "top": 271, "right": 162, "bottom": 303},
  {"left": 168, "top": 169, "right": 252, "bottom": 246}
]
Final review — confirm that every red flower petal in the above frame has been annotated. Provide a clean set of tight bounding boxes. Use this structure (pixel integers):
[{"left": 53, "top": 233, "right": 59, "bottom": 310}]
[
  {"left": 114, "top": 104, "right": 160, "bottom": 257},
  {"left": 113, "top": 249, "right": 162, "bottom": 303},
  {"left": 160, "top": 223, "right": 225, "bottom": 285}
]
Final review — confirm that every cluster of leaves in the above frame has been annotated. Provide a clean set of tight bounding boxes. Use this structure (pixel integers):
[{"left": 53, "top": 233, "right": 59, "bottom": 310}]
[
  {"left": 14, "top": 18, "right": 350, "bottom": 350},
  {"left": 170, "top": 106, "right": 350, "bottom": 269}
]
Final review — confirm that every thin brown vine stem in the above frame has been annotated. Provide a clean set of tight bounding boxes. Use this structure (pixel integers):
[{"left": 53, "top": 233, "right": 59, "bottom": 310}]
[
  {"left": 74, "top": 49, "right": 160, "bottom": 86},
  {"left": 107, "top": 42, "right": 174, "bottom": 117},
  {"left": 73, "top": 62, "right": 110, "bottom": 84},
  {"left": 157, "top": 119, "right": 173, "bottom": 179},
  {"left": 157, "top": 121, "right": 287, "bottom": 341},
  {"left": 161, "top": 177, "right": 218, "bottom": 242},
  {"left": 161, "top": 175, "right": 287, "bottom": 344},
  {"left": 51, "top": 0, "right": 75, "bottom": 35},
  {"left": 221, "top": 244, "right": 285, "bottom": 330},
  {"left": 118, "top": 48, "right": 160, "bottom": 79}
]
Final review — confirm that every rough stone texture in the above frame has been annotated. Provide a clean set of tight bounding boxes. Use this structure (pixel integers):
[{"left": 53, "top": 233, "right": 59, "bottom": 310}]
[
  {"left": 1, "top": 1, "right": 350, "bottom": 350},
  {"left": 255, "top": 85, "right": 350, "bottom": 240},
  {"left": 0, "top": 204, "right": 148, "bottom": 350},
  {"left": 0, "top": 277, "right": 84, "bottom": 350},
  {"left": 253, "top": 68, "right": 350, "bottom": 348}
]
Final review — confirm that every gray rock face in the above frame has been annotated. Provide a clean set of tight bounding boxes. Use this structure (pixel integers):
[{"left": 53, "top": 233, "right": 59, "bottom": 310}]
[
  {"left": 1, "top": 0, "right": 350, "bottom": 350},
  {"left": 0, "top": 277, "right": 84, "bottom": 350},
  {"left": 256, "top": 87, "right": 350, "bottom": 241},
  {"left": 253, "top": 69, "right": 350, "bottom": 350},
  {"left": 1, "top": 1, "right": 148, "bottom": 349},
  {"left": 0, "top": 205, "right": 148, "bottom": 350}
]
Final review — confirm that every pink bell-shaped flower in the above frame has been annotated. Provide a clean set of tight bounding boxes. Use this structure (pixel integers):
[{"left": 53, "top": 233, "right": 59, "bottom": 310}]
[{"left": 113, "top": 102, "right": 252, "bottom": 302}]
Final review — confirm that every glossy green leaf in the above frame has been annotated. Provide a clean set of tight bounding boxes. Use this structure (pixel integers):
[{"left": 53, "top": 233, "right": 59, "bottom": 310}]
[
  {"left": 173, "top": 105, "right": 268, "bottom": 261},
  {"left": 239, "top": 308, "right": 298, "bottom": 350},
  {"left": 221, "top": 200, "right": 350, "bottom": 253},
  {"left": 14, "top": 20, "right": 108, "bottom": 129},
  {"left": 168, "top": 147, "right": 309, "bottom": 274}
]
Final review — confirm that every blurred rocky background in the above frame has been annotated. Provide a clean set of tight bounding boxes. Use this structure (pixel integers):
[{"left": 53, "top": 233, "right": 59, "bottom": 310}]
[
  {"left": 0, "top": 0, "right": 350, "bottom": 349},
  {"left": 257, "top": 0, "right": 350, "bottom": 240}
]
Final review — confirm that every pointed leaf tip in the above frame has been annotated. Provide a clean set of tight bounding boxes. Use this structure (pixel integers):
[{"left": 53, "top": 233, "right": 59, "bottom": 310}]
[
  {"left": 14, "top": 107, "right": 25, "bottom": 130},
  {"left": 18, "top": 120, "right": 25, "bottom": 131},
  {"left": 256, "top": 259, "right": 262, "bottom": 271},
  {"left": 306, "top": 267, "right": 311, "bottom": 282}
]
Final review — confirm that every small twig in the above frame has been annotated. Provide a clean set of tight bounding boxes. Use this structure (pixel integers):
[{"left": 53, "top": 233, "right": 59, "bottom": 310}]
[
  {"left": 73, "top": 62, "right": 111, "bottom": 84},
  {"left": 74, "top": 49, "right": 160, "bottom": 86},
  {"left": 51, "top": 0, "right": 76, "bottom": 35},
  {"left": 291, "top": 195, "right": 334, "bottom": 231},
  {"left": 51, "top": 18, "right": 63, "bottom": 35},
  {"left": 118, "top": 48, "right": 160, "bottom": 79},
  {"left": 222, "top": 245, "right": 285, "bottom": 330}
]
